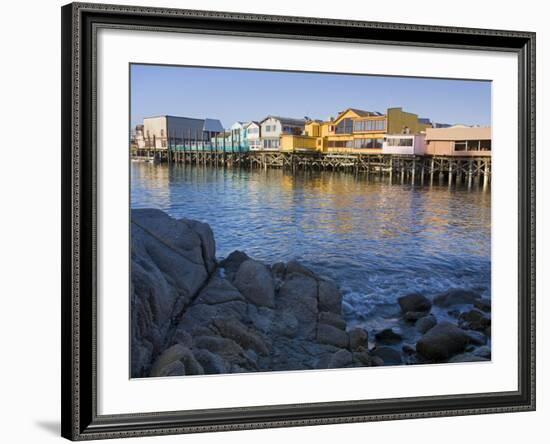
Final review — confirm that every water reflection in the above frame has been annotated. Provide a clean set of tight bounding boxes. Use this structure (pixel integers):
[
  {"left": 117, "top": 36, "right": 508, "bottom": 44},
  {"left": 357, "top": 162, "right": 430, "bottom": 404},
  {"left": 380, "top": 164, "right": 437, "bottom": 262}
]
[{"left": 131, "top": 163, "right": 491, "bottom": 325}]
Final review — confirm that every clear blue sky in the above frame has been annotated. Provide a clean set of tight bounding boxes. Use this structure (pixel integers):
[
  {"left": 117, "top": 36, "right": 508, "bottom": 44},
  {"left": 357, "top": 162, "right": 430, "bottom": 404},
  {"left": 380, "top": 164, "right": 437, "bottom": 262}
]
[{"left": 130, "top": 64, "right": 491, "bottom": 129}]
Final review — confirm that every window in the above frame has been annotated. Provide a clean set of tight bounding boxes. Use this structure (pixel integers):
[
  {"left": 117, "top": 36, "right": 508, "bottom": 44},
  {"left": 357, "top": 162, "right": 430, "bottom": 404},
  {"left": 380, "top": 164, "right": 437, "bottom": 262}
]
[
  {"left": 328, "top": 140, "right": 354, "bottom": 148},
  {"left": 160, "top": 129, "right": 165, "bottom": 137},
  {"left": 454, "top": 140, "right": 490, "bottom": 152},
  {"left": 354, "top": 138, "right": 384, "bottom": 149},
  {"left": 480, "top": 140, "right": 491, "bottom": 151},
  {"left": 386, "top": 138, "right": 414, "bottom": 147},
  {"left": 454, "top": 141, "right": 467, "bottom": 151},
  {"left": 335, "top": 118, "right": 354, "bottom": 134},
  {"left": 354, "top": 119, "right": 386, "bottom": 132}
]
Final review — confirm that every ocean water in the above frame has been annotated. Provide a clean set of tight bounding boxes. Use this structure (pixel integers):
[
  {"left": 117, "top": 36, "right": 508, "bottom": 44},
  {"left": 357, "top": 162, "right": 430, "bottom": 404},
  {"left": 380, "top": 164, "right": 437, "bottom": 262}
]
[{"left": 131, "top": 162, "right": 491, "bottom": 334}]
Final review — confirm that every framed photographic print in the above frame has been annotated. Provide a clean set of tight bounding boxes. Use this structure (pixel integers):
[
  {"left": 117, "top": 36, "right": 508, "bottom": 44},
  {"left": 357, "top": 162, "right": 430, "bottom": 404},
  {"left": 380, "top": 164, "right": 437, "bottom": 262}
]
[{"left": 61, "top": 2, "right": 536, "bottom": 440}]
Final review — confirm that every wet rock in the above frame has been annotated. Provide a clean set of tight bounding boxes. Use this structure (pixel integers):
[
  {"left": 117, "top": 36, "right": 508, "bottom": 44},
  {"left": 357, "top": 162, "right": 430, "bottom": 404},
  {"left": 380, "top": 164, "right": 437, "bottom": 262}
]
[
  {"left": 233, "top": 259, "right": 275, "bottom": 308},
  {"left": 473, "top": 298, "right": 491, "bottom": 312},
  {"left": 416, "top": 322, "right": 471, "bottom": 361},
  {"left": 155, "top": 360, "right": 186, "bottom": 377},
  {"left": 374, "top": 328, "right": 403, "bottom": 345},
  {"left": 317, "top": 323, "right": 349, "bottom": 348},
  {"left": 353, "top": 351, "right": 372, "bottom": 366},
  {"left": 271, "top": 310, "right": 300, "bottom": 338},
  {"left": 402, "top": 344, "right": 416, "bottom": 355},
  {"left": 371, "top": 346, "right": 402, "bottom": 365},
  {"left": 403, "top": 310, "right": 430, "bottom": 322},
  {"left": 219, "top": 250, "right": 249, "bottom": 278},
  {"left": 318, "top": 311, "right": 346, "bottom": 330},
  {"left": 433, "top": 289, "right": 482, "bottom": 307},
  {"left": 193, "top": 349, "right": 229, "bottom": 374},
  {"left": 212, "top": 318, "right": 269, "bottom": 355},
  {"left": 318, "top": 279, "right": 343, "bottom": 314},
  {"left": 416, "top": 313, "right": 438, "bottom": 333},
  {"left": 447, "top": 309, "right": 461, "bottom": 318},
  {"left": 328, "top": 349, "right": 353, "bottom": 368},
  {"left": 286, "top": 260, "right": 317, "bottom": 278},
  {"left": 348, "top": 327, "right": 369, "bottom": 351},
  {"left": 371, "top": 356, "right": 385, "bottom": 366},
  {"left": 464, "top": 329, "right": 488, "bottom": 346},
  {"left": 179, "top": 217, "right": 217, "bottom": 273},
  {"left": 398, "top": 293, "right": 432, "bottom": 314},
  {"left": 131, "top": 209, "right": 215, "bottom": 377},
  {"left": 150, "top": 344, "right": 204, "bottom": 377},
  {"left": 458, "top": 309, "right": 491, "bottom": 331},
  {"left": 416, "top": 314, "right": 437, "bottom": 334},
  {"left": 277, "top": 273, "right": 319, "bottom": 339}
]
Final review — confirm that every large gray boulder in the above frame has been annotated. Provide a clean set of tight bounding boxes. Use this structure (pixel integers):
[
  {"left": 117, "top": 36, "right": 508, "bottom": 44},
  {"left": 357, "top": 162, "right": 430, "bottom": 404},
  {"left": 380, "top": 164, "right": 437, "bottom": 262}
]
[
  {"left": 131, "top": 209, "right": 216, "bottom": 377},
  {"left": 416, "top": 322, "right": 471, "bottom": 361},
  {"left": 233, "top": 259, "right": 276, "bottom": 308}
]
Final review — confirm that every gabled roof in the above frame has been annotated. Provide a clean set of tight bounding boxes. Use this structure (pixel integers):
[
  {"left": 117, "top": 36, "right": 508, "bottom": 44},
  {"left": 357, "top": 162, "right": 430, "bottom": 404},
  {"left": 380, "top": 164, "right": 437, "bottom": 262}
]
[
  {"left": 333, "top": 108, "right": 381, "bottom": 123},
  {"left": 244, "top": 121, "right": 261, "bottom": 128},
  {"left": 260, "top": 115, "right": 306, "bottom": 126}
]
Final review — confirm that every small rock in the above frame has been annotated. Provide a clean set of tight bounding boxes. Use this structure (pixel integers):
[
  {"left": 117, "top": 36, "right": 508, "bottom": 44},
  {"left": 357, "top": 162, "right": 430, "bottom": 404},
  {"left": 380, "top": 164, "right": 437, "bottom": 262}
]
[
  {"left": 433, "top": 289, "right": 482, "bottom": 307},
  {"left": 193, "top": 349, "right": 229, "bottom": 374},
  {"left": 464, "top": 329, "right": 488, "bottom": 346},
  {"left": 416, "top": 314, "right": 437, "bottom": 334},
  {"left": 398, "top": 293, "right": 432, "bottom": 314},
  {"left": 403, "top": 310, "right": 430, "bottom": 322},
  {"left": 374, "top": 328, "right": 403, "bottom": 345},
  {"left": 328, "top": 349, "right": 353, "bottom": 368},
  {"left": 448, "top": 309, "right": 461, "bottom": 318},
  {"left": 371, "top": 356, "right": 385, "bottom": 366},
  {"left": 348, "top": 327, "right": 369, "bottom": 351},
  {"left": 317, "top": 323, "right": 349, "bottom": 348},
  {"left": 458, "top": 309, "right": 491, "bottom": 331},
  {"left": 416, "top": 322, "right": 471, "bottom": 361},
  {"left": 353, "top": 351, "right": 372, "bottom": 365},
  {"left": 212, "top": 318, "right": 269, "bottom": 355},
  {"left": 150, "top": 344, "right": 204, "bottom": 377},
  {"left": 219, "top": 250, "right": 249, "bottom": 277},
  {"left": 371, "top": 346, "right": 402, "bottom": 365},
  {"left": 474, "top": 298, "right": 491, "bottom": 312},
  {"left": 402, "top": 344, "right": 416, "bottom": 355},
  {"left": 286, "top": 260, "right": 317, "bottom": 278}
]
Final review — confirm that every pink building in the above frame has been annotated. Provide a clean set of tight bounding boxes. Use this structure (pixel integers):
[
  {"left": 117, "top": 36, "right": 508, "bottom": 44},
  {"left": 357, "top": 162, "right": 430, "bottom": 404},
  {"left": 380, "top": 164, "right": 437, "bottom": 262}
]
[{"left": 425, "top": 126, "right": 491, "bottom": 157}]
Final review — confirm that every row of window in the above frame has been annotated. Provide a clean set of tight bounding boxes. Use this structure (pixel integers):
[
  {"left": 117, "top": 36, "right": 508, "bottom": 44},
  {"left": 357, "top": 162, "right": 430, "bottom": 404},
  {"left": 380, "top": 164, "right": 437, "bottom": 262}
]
[
  {"left": 327, "top": 138, "right": 384, "bottom": 149},
  {"left": 263, "top": 139, "right": 280, "bottom": 149},
  {"left": 335, "top": 118, "right": 387, "bottom": 134},
  {"left": 454, "top": 140, "right": 491, "bottom": 151},
  {"left": 385, "top": 138, "right": 414, "bottom": 147}
]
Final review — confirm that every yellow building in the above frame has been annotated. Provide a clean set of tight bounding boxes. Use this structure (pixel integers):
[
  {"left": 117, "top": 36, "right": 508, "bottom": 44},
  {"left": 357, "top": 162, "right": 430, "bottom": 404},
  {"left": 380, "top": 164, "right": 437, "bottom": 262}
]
[
  {"left": 323, "top": 107, "right": 431, "bottom": 154},
  {"left": 278, "top": 107, "right": 432, "bottom": 154}
]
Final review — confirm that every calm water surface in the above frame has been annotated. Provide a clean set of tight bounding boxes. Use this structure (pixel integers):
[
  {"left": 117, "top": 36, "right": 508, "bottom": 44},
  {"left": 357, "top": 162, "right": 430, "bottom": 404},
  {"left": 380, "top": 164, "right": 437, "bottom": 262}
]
[{"left": 131, "top": 162, "right": 491, "bottom": 331}]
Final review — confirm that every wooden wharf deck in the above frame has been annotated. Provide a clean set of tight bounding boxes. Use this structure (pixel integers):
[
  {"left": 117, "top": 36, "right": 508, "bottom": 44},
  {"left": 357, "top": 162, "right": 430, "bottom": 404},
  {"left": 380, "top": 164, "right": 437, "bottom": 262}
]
[{"left": 131, "top": 148, "right": 491, "bottom": 187}]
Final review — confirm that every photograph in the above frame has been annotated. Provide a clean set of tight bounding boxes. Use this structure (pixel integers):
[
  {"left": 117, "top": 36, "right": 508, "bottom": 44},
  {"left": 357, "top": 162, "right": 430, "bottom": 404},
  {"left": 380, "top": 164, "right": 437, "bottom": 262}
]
[{"left": 129, "top": 64, "right": 493, "bottom": 378}]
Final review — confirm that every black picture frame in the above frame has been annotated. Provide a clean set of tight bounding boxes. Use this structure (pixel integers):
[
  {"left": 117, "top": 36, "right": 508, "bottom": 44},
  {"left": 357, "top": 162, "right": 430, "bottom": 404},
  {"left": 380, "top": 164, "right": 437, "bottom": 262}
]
[{"left": 61, "top": 2, "right": 536, "bottom": 440}]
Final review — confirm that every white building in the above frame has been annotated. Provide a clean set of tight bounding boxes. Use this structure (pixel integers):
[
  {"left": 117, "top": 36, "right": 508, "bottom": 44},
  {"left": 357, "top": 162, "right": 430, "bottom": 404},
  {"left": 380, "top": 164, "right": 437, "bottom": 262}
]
[
  {"left": 137, "top": 115, "right": 224, "bottom": 149},
  {"left": 245, "top": 121, "right": 262, "bottom": 150},
  {"left": 260, "top": 116, "right": 305, "bottom": 150},
  {"left": 382, "top": 134, "right": 426, "bottom": 155}
]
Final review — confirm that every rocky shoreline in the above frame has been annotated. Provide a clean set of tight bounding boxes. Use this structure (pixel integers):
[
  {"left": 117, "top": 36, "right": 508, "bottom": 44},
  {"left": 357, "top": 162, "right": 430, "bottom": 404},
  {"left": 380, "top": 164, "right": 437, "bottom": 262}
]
[{"left": 131, "top": 209, "right": 491, "bottom": 378}]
